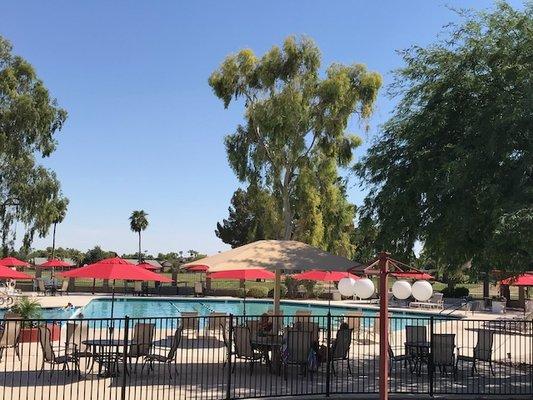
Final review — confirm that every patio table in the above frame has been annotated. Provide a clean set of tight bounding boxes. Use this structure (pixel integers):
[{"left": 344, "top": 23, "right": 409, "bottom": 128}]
[
  {"left": 251, "top": 333, "right": 284, "bottom": 373},
  {"left": 83, "top": 339, "right": 128, "bottom": 377},
  {"left": 404, "top": 341, "right": 430, "bottom": 375}
]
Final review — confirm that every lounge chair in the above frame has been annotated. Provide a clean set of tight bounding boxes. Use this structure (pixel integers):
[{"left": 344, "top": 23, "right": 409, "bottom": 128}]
[
  {"left": 0, "top": 313, "right": 21, "bottom": 362},
  {"left": 142, "top": 327, "right": 182, "bottom": 379},
  {"left": 38, "top": 325, "right": 80, "bottom": 379},
  {"left": 456, "top": 330, "right": 494, "bottom": 376},
  {"left": 282, "top": 328, "right": 313, "bottom": 380},
  {"left": 194, "top": 282, "right": 204, "bottom": 297},
  {"left": 345, "top": 311, "right": 363, "bottom": 341},
  {"left": 128, "top": 323, "right": 156, "bottom": 372},
  {"left": 56, "top": 280, "right": 69, "bottom": 296},
  {"left": 181, "top": 312, "right": 200, "bottom": 337},
  {"left": 330, "top": 327, "right": 353, "bottom": 375},
  {"left": 232, "top": 325, "right": 262, "bottom": 375},
  {"left": 409, "top": 293, "right": 444, "bottom": 310},
  {"left": 432, "top": 333, "right": 456, "bottom": 377}
]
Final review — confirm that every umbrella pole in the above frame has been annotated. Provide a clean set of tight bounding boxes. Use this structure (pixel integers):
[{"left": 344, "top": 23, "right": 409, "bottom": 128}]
[
  {"left": 110, "top": 279, "right": 116, "bottom": 333},
  {"left": 243, "top": 281, "right": 246, "bottom": 318}
]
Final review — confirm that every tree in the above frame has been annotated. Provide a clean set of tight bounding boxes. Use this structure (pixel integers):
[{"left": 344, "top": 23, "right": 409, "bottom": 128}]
[
  {"left": 129, "top": 210, "right": 149, "bottom": 262},
  {"left": 49, "top": 198, "right": 68, "bottom": 259},
  {"left": 209, "top": 36, "right": 381, "bottom": 240},
  {"left": 0, "top": 36, "right": 68, "bottom": 255},
  {"left": 357, "top": 3, "right": 532, "bottom": 275},
  {"left": 81, "top": 246, "right": 113, "bottom": 265}
]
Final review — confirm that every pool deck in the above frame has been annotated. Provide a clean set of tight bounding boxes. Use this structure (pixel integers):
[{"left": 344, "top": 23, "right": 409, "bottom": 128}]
[{"left": 7, "top": 292, "right": 524, "bottom": 321}]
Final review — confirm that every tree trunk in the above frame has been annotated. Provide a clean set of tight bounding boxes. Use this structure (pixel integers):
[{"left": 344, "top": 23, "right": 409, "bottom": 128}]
[
  {"left": 281, "top": 173, "right": 292, "bottom": 240},
  {"left": 482, "top": 273, "right": 490, "bottom": 299},
  {"left": 51, "top": 223, "right": 57, "bottom": 260},
  {"left": 138, "top": 231, "right": 142, "bottom": 262}
]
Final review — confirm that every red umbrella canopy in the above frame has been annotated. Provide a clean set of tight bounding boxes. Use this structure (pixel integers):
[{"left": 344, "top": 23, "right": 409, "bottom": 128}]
[
  {"left": 62, "top": 257, "right": 172, "bottom": 282},
  {"left": 0, "top": 256, "right": 30, "bottom": 267},
  {"left": 186, "top": 265, "right": 209, "bottom": 272},
  {"left": 39, "top": 259, "right": 74, "bottom": 268},
  {"left": 208, "top": 268, "right": 275, "bottom": 281},
  {"left": 137, "top": 262, "right": 162, "bottom": 271},
  {"left": 501, "top": 273, "right": 533, "bottom": 286},
  {"left": 391, "top": 271, "right": 435, "bottom": 280},
  {"left": 0, "top": 264, "right": 32, "bottom": 279},
  {"left": 292, "top": 269, "right": 360, "bottom": 282}
]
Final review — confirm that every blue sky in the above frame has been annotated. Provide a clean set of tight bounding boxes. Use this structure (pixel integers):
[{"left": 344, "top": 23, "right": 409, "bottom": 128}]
[{"left": 1, "top": 1, "right": 522, "bottom": 256}]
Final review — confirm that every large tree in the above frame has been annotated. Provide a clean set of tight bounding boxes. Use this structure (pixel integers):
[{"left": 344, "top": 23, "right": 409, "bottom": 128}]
[
  {"left": 209, "top": 36, "right": 381, "bottom": 241},
  {"left": 0, "top": 36, "right": 68, "bottom": 255},
  {"left": 129, "top": 210, "right": 149, "bottom": 262},
  {"left": 357, "top": 3, "right": 532, "bottom": 276}
]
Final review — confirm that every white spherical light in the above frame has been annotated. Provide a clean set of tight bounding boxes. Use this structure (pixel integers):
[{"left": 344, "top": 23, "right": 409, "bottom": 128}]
[
  {"left": 338, "top": 277, "right": 357, "bottom": 297},
  {"left": 412, "top": 280, "right": 433, "bottom": 301},
  {"left": 392, "top": 280, "right": 412, "bottom": 300},
  {"left": 354, "top": 278, "right": 375, "bottom": 299}
]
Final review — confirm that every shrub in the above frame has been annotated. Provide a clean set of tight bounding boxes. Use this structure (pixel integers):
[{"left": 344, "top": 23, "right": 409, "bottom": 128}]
[
  {"left": 284, "top": 276, "right": 299, "bottom": 298},
  {"left": 267, "top": 286, "right": 287, "bottom": 298},
  {"left": 235, "top": 288, "right": 246, "bottom": 298},
  {"left": 302, "top": 280, "right": 317, "bottom": 298},
  {"left": 441, "top": 286, "right": 469, "bottom": 298},
  {"left": 246, "top": 287, "right": 267, "bottom": 298}
]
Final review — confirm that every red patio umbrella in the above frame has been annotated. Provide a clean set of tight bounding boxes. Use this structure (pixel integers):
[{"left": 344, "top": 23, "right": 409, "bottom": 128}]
[
  {"left": 501, "top": 273, "right": 533, "bottom": 286},
  {"left": 186, "top": 265, "right": 209, "bottom": 272},
  {"left": 391, "top": 271, "right": 434, "bottom": 280},
  {"left": 39, "top": 259, "right": 74, "bottom": 268},
  {"left": 208, "top": 268, "right": 275, "bottom": 315},
  {"left": 0, "top": 264, "right": 32, "bottom": 280},
  {"left": 62, "top": 257, "right": 172, "bottom": 322},
  {"left": 0, "top": 257, "right": 30, "bottom": 268},
  {"left": 137, "top": 262, "right": 162, "bottom": 271}
]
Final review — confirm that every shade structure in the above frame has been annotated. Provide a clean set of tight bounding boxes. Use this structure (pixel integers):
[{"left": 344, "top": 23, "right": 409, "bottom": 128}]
[
  {"left": 137, "top": 262, "right": 162, "bottom": 271},
  {"left": 186, "top": 265, "right": 209, "bottom": 272},
  {"left": 0, "top": 265, "right": 32, "bottom": 280},
  {"left": 292, "top": 269, "right": 360, "bottom": 282},
  {"left": 209, "top": 268, "right": 275, "bottom": 315},
  {"left": 0, "top": 257, "right": 30, "bottom": 268},
  {"left": 501, "top": 273, "right": 533, "bottom": 287},
  {"left": 391, "top": 271, "right": 434, "bottom": 280},
  {"left": 62, "top": 257, "right": 171, "bottom": 325},
  {"left": 38, "top": 259, "right": 74, "bottom": 268},
  {"left": 184, "top": 240, "right": 362, "bottom": 315}
]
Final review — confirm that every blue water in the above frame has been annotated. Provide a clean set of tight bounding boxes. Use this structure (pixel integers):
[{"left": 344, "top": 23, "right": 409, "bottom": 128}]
[
  {"left": 80, "top": 298, "right": 453, "bottom": 330},
  {"left": 0, "top": 307, "right": 78, "bottom": 320}
]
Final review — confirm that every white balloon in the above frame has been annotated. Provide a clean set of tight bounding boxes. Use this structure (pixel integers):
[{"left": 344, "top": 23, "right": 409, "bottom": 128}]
[
  {"left": 412, "top": 280, "right": 433, "bottom": 301},
  {"left": 354, "top": 278, "right": 375, "bottom": 299},
  {"left": 338, "top": 277, "right": 356, "bottom": 297},
  {"left": 392, "top": 280, "right": 412, "bottom": 300}
]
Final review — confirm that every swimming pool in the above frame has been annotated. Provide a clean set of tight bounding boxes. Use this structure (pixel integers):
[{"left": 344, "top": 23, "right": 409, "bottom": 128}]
[
  {"left": 80, "top": 298, "right": 455, "bottom": 330},
  {"left": 0, "top": 307, "right": 78, "bottom": 320}
]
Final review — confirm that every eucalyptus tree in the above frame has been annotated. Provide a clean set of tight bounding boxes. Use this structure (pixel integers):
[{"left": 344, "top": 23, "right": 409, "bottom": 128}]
[
  {"left": 357, "top": 3, "right": 532, "bottom": 278},
  {"left": 209, "top": 36, "right": 381, "bottom": 241},
  {"left": 0, "top": 36, "right": 68, "bottom": 255},
  {"left": 129, "top": 210, "right": 149, "bottom": 262}
]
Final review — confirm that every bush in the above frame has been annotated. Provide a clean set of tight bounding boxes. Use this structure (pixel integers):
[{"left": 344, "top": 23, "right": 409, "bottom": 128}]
[
  {"left": 10, "top": 297, "right": 42, "bottom": 326},
  {"left": 246, "top": 287, "right": 267, "bottom": 298},
  {"left": 267, "top": 286, "right": 287, "bottom": 298},
  {"left": 235, "top": 288, "right": 246, "bottom": 298},
  {"left": 284, "top": 276, "right": 299, "bottom": 298},
  {"left": 441, "top": 286, "right": 469, "bottom": 298}
]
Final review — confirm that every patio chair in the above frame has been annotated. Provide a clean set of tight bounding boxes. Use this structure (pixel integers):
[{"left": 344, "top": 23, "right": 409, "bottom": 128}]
[
  {"left": 330, "top": 327, "right": 353, "bottom": 375},
  {"left": 56, "top": 280, "right": 69, "bottom": 296},
  {"left": 65, "top": 322, "right": 93, "bottom": 369},
  {"left": 128, "top": 323, "right": 156, "bottom": 372},
  {"left": 38, "top": 325, "right": 80, "bottom": 379},
  {"left": 283, "top": 328, "right": 313, "bottom": 380},
  {"left": 388, "top": 344, "right": 412, "bottom": 373},
  {"left": 232, "top": 325, "right": 262, "bottom": 375},
  {"left": 206, "top": 312, "right": 227, "bottom": 336},
  {"left": 294, "top": 310, "right": 311, "bottom": 324},
  {"left": 0, "top": 313, "right": 21, "bottom": 362},
  {"left": 345, "top": 311, "right": 363, "bottom": 341},
  {"left": 246, "top": 319, "right": 261, "bottom": 336},
  {"left": 181, "top": 312, "right": 200, "bottom": 337},
  {"left": 194, "top": 282, "right": 204, "bottom": 297},
  {"left": 456, "top": 330, "right": 494, "bottom": 376},
  {"left": 133, "top": 281, "right": 142, "bottom": 296},
  {"left": 38, "top": 279, "right": 52, "bottom": 296},
  {"left": 294, "top": 320, "right": 319, "bottom": 343},
  {"left": 142, "top": 327, "right": 182, "bottom": 379},
  {"left": 432, "top": 333, "right": 456, "bottom": 377}
]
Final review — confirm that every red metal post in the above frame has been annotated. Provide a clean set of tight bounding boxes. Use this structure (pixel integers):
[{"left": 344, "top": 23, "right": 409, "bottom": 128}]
[{"left": 379, "top": 251, "right": 389, "bottom": 400}]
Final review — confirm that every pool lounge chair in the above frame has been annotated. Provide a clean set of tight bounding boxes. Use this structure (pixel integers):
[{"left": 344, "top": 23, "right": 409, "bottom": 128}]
[
  {"left": 456, "top": 330, "right": 495, "bottom": 376},
  {"left": 142, "top": 327, "right": 182, "bottom": 379},
  {"left": 409, "top": 293, "right": 444, "bottom": 310},
  {"left": 0, "top": 313, "right": 21, "bottom": 362}
]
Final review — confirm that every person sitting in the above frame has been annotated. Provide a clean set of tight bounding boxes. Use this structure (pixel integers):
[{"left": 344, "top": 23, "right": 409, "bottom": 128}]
[{"left": 258, "top": 313, "right": 273, "bottom": 334}]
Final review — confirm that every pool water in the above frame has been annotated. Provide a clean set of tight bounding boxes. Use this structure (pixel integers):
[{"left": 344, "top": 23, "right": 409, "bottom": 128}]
[
  {"left": 81, "top": 298, "right": 449, "bottom": 330},
  {"left": 0, "top": 307, "right": 78, "bottom": 320}
]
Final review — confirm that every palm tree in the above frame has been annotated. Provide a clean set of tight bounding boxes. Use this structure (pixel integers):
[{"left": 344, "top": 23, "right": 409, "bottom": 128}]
[
  {"left": 50, "top": 199, "right": 68, "bottom": 260},
  {"left": 129, "top": 210, "right": 149, "bottom": 262}
]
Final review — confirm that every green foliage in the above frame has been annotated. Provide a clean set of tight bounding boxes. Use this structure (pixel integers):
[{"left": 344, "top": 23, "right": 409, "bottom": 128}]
[
  {"left": 0, "top": 36, "right": 68, "bottom": 255},
  {"left": 10, "top": 297, "right": 42, "bottom": 322},
  {"left": 301, "top": 280, "right": 317, "bottom": 298},
  {"left": 268, "top": 285, "right": 287, "bottom": 298},
  {"left": 210, "top": 36, "right": 381, "bottom": 242},
  {"left": 441, "top": 286, "right": 470, "bottom": 299},
  {"left": 246, "top": 287, "right": 267, "bottom": 298},
  {"left": 81, "top": 246, "right": 114, "bottom": 265},
  {"left": 283, "top": 275, "right": 299, "bottom": 298},
  {"left": 357, "top": 3, "right": 532, "bottom": 273},
  {"left": 129, "top": 210, "right": 149, "bottom": 261}
]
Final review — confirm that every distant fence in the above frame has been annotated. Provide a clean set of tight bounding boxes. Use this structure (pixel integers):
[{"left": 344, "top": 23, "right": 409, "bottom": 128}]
[{"left": 0, "top": 314, "right": 531, "bottom": 399}]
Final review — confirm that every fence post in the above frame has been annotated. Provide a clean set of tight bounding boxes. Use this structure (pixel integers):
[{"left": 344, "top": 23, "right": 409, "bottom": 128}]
[
  {"left": 326, "top": 312, "right": 331, "bottom": 397},
  {"left": 226, "top": 314, "right": 234, "bottom": 400},
  {"left": 121, "top": 316, "right": 130, "bottom": 400},
  {"left": 429, "top": 316, "right": 434, "bottom": 397}
]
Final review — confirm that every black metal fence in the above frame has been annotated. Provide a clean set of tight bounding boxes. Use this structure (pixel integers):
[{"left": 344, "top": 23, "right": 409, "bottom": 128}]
[{"left": 0, "top": 313, "right": 531, "bottom": 399}]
